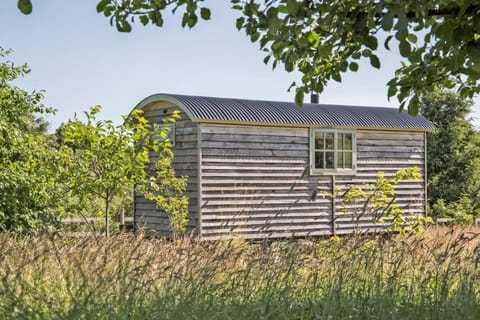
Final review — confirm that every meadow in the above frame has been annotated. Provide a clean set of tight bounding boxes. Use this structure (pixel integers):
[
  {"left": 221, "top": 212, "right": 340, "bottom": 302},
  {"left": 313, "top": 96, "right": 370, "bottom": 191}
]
[{"left": 0, "top": 226, "right": 479, "bottom": 319}]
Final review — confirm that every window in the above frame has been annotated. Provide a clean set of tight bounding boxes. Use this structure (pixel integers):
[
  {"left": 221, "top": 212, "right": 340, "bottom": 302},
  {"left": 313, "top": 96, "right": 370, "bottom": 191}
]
[{"left": 310, "top": 129, "right": 356, "bottom": 174}]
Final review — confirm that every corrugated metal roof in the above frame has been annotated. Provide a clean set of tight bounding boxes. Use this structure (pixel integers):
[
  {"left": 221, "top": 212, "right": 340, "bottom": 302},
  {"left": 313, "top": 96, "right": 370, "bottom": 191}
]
[{"left": 137, "top": 93, "right": 435, "bottom": 131}]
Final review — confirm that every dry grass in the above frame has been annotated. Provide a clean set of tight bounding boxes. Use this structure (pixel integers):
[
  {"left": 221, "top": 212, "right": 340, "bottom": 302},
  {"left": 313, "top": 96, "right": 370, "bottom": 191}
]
[{"left": 0, "top": 226, "right": 479, "bottom": 319}]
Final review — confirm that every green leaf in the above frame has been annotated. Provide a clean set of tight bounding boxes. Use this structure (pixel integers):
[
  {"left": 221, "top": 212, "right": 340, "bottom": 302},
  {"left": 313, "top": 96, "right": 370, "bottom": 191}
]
[
  {"left": 364, "top": 36, "right": 378, "bottom": 50},
  {"left": 408, "top": 96, "right": 419, "bottom": 115},
  {"left": 294, "top": 88, "right": 304, "bottom": 106},
  {"left": 251, "top": 32, "right": 260, "bottom": 42},
  {"left": 200, "top": 7, "right": 211, "bottom": 20},
  {"left": 407, "top": 33, "right": 418, "bottom": 44},
  {"left": 17, "top": 0, "right": 32, "bottom": 14},
  {"left": 236, "top": 17, "right": 244, "bottom": 30},
  {"left": 187, "top": 14, "right": 198, "bottom": 28},
  {"left": 307, "top": 31, "right": 320, "bottom": 47},
  {"left": 332, "top": 72, "right": 341, "bottom": 82},
  {"left": 96, "top": 0, "right": 109, "bottom": 13},
  {"left": 370, "top": 55, "right": 381, "bottom": 68},
  {"left": 140, "top": 15, "right": 149, "bottom": 26},
  {"left": 118, "top": 20, "right": 132, "bottom": 32},
  {"left": 399, "top": 40, "right": 411, "bottom": 57},
  {"left": 286, "top": 0, "right": 298, "bottom": 15},
  {"left": 381, "top": 11, "right": 394, "bottom": 31},
  {"left": 387, "top": 84, "right": 397, "bottom": 99},
  {"left": 285, "top": 62, "right": 294, "bottom": 72},
  {"left": 349, "top": 61, "right": 359, "bottom": 72},
  {"left": 384, "top": 35, "right": 393, "bottom": 50}
]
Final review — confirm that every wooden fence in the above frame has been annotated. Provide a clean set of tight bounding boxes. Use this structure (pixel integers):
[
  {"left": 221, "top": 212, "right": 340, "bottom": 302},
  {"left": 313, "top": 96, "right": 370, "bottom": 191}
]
[
  {"left": 61, "top": 214, "right": 134, "bottom": 237},
  {"left": 433, "top": 217, "right": 480, "bottom": 226}
]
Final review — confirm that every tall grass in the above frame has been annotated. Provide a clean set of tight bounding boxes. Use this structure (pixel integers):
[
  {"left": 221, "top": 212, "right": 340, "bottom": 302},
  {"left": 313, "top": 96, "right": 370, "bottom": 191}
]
[{"left": 1, "top": 227, "right": 479, "bottom": 319}]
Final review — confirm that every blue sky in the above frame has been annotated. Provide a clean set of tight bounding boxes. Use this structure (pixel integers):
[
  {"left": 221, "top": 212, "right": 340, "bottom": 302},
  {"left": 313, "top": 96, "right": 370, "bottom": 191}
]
[{"left": 1, "top": 0, "right": 478, "bottom": 129}]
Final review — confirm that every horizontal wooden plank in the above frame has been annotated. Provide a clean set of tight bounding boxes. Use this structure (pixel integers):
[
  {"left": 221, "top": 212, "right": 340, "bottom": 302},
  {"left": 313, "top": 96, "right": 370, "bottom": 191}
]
[
  {"left": 202, "top": 157, "right": 307, "bottom": 164},
  {"left": 202, "top": 165, "right": 308, "bottom": 172},
  {"left": 357, "top": 131, "right": 424, "bottom": 140},
  {"left": 201, "top": 125, "right": 308, "bottom": 137},
  {"left": 202, "top": 133, "right": 307, "bottom": 144},
  {"left": 357, "top": 139, "right": 424, "bottom": 147},
  {"left": 357, "top": 159, "right": 423, "bottom": 165},
  {"left": 202, "top": 193, "right": 330, "bottom": 202},
  {"left": 201, "top": 205, "right": 331, "bottom": 214},
  {"left": 201, "top": 210, "right": 332, "bottom": 220},
  {"left": 201, "top": 199, "right": 331, "bottom": 206},
  {"left": 202, "top": 218, "right": 332, "bottom": 228},
  {"left": 357, "top": 153, "right": 423, "bottom": 159},
  {"left": 201, "top": 179, "right": 328, "bottom": 185},
  {"left": 201, "top": 172, "right": 307, "bottom": 178},
  {"left": 202, "top": 149, "right": 309, "bottom": 158},
  {"left": 357, "top": 146, "right": 424, "bottom": 153},
  {"left": 173, "top": 155, "right": 198, "bottom": 163},
  {"left": 201, "top": 185, "right": 330, "bottom": 192},
  {"left": 202, "top": 229, "right": 332, "bottom": 240},
  {"left": 202, "top": 141, "right": 308, "bottom": 151},
  {"left": 201, "top": 223, "right": 333, "bottom": 235}
]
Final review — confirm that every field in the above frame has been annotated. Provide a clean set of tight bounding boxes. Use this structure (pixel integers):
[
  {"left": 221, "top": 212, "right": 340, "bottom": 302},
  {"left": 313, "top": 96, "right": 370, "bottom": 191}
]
[{"left": 0, "top": 226, "right": 479, "bottom": 319}]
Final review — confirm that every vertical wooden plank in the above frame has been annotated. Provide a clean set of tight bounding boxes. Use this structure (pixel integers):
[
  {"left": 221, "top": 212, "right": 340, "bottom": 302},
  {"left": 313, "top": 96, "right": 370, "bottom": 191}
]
[
  {"left": 424, "top": 132, "right": 428, "bottom": 218},
  {"left": 197, "top": 123, "right": 203, "bottom": 238},
  {"left": 331, "top": 175, "right": 336, "bottom": 235}
]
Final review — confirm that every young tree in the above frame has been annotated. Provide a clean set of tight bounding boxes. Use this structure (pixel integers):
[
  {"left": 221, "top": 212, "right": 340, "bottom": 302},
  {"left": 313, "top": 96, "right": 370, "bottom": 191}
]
[
  {"left": 420, "top": 89, "right": 480, "bottom": 221},
  {"left": 0, "top": 48, "right": 68, "bottom": 232},
  {"left": 61, "top": 106, "right": 189, "bottom": 236},
  {"left": 18, "top": 0, "right": 480, "bottom": 114}
]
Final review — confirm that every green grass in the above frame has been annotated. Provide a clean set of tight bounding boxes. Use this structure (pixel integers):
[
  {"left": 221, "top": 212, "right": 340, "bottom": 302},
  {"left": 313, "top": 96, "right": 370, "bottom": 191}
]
[{"left": 0, "top": 227, "right": 479, "bottom": 319}]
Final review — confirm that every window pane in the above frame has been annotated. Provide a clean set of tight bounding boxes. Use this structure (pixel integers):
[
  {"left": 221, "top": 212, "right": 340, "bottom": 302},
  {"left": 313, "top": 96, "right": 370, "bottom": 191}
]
[
  {"left": 337, "top": 133, "right": 343, "bottom": 150},
  {"left": 315, "top": 132, "right": 324, "bottom": 149},
  {"left": 326, "top": 152, "right": 335, "bottom": 168},
  {"left": 315, "top": 152, "right": 324, "bottom": 169},
  {"left": 344, "top": 133, "right": 353, "bottom": 150},
  {"left": 325, "top": 133, "right": 334, "bottom": 149},
  {"left": 337, "top": 151, "right": 344, "bottom": 168},
  {"left": 345, "top": 152, "right": 353, "bottom": 168}
]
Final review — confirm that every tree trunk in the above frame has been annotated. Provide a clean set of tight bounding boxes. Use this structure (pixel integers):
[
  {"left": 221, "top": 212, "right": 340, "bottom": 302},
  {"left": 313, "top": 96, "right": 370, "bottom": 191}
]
[{"left": 105, "top": 191, "right": 109, "bottom": 237}]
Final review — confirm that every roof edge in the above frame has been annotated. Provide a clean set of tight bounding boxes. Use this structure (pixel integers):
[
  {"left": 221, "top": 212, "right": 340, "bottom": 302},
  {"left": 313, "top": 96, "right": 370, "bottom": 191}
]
[{"left": 131, "top": 93, "right": 196, "bottom": 120}]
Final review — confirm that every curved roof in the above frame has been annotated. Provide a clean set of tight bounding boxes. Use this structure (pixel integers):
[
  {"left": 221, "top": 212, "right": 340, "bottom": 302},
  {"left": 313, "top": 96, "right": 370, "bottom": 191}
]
[{"left": 135, "top": 93, "right": 435, "bottom": 131}]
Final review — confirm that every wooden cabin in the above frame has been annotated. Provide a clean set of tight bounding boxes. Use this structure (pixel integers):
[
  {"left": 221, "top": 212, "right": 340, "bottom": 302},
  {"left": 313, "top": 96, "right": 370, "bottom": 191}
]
[{"left": 132, "top": 94, "right": 435, "bottom": 240}]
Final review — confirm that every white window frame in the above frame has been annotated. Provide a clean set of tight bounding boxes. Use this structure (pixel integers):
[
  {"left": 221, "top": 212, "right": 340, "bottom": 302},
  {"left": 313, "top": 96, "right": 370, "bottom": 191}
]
[{"left": 309, "top": 128, "right": 357, "bottom": 175}]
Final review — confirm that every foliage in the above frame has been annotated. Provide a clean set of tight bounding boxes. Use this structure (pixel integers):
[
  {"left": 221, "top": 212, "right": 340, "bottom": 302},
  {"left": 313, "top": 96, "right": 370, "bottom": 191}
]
[
  {"left": 1, "top": 227, "right": 479, "bottom": 319},
  {"left": 61, "top": 106, "right": 189, "bottom": 236},
  {"left": 0, "top": 48, "right": 68, "bottom": 233},
  {"left": 18, "top": 0, "right": 480, "bottom": 113},
  {"left": 420, "top": 89, "right": 480, "bottom": 220},
  {"left": 135, "top": 112, "right": 189, "bottom": 236},
  {"left": 331, "top": 167, "right": 428, "bottom": 233}
]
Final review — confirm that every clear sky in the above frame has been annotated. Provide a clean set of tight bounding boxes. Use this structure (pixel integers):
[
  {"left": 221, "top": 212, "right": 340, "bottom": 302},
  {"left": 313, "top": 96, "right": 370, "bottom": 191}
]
[{"left": 1, "top": 0, "right": 479, "bottom": 130}]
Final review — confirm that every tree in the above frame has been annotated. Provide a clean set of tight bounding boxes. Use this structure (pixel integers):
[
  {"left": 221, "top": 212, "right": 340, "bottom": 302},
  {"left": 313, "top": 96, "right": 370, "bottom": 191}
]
[
  {"left": 17, "top": 0, "right": 480, "bottom": 114},
  {"left": 420, "top": 89, "right": 480, "bottom": 221},
  {"left": 61, "top": 106, "right": 189, "bottom": 236},
  {"left": 0, "top": 48, "right": 69, "bottom": 232}
]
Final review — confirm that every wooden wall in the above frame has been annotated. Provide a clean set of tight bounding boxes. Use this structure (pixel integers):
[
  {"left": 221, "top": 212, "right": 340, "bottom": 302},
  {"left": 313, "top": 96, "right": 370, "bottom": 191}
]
[
  {"left": 133, "top": 107, "right": 426, "bottom": 240},
  {"left": 134, "top": 106, "right": 199, "bottom": 236},
  {"left": 199, "top": 124, "right": 425, "bottom": 240}
]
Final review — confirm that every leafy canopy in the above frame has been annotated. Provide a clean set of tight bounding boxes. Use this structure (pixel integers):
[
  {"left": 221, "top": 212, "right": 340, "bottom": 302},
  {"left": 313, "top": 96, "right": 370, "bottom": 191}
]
[
  {"left": 61, "top": 106, "right": 189, "bottom": 236},
  {"left": 420, "top": 89, "right": 480, "bottom": 221},
  {"left": 0, "top": 48, "right": 68, "bottom": 232},
  {"left": 17, "top": 0, "right": 480, "bottom": 114}
]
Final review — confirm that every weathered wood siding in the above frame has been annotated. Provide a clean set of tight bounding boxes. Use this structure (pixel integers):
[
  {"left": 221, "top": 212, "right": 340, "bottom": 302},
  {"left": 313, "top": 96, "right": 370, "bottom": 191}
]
[
  {"left": 134, "top": 106, "right": 199, "bottom": 236},
  {"left": 199, "top": 125, "right": 425, "bottom": 240},
  {"left": 334, "top": 130, "right": 425, "bottom": 235}
]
